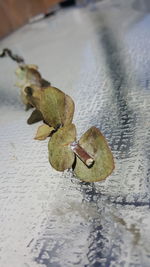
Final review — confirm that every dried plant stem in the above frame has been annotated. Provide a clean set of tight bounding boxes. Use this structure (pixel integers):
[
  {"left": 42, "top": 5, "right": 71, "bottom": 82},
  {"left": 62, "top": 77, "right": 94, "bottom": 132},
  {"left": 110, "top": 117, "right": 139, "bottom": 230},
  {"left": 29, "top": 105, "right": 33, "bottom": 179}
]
[
  {"left": 70, "top": 142, "right": 94, "bottom": 167},
  {"left": 0, "top": 48, "right": 25, "bottom": 64}
]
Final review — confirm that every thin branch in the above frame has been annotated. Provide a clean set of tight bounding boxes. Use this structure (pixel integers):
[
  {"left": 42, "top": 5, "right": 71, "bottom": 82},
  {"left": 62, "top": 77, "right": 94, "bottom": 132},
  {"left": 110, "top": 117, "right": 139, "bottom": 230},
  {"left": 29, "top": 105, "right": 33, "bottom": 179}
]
[
  {"left": 70, "top": 142, "right": 94, "bottom": 167},
  {"left": 0, "top": 48, "right": 25, "bottom": 64}
]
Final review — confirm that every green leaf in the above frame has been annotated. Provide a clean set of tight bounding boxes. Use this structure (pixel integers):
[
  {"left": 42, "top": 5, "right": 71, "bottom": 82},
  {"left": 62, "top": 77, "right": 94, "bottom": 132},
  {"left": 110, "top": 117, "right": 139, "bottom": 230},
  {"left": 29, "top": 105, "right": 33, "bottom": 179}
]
[
  {"left": 34, "top": 124, "right": 54, "bottom": 140},
  {"left": 74, "top": 127, "right": 114, "bottom": 182},
  {"left": 48, "top": 124, "right": 76, "bottom": 171},
  {"left": 27, "top": 109, "right": 43, "bottom": 124}
]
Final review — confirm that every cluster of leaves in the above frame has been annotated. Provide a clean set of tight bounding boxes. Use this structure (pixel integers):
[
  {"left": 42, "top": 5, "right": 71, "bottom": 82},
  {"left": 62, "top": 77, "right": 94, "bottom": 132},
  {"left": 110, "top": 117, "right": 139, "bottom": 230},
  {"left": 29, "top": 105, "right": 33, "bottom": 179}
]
[{"left": 15, "top": 64, "right": 114, "bottom": 182}]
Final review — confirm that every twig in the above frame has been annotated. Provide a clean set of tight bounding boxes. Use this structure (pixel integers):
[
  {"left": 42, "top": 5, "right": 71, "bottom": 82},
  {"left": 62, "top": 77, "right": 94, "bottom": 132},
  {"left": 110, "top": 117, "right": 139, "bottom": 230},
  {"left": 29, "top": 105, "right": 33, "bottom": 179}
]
[
  {"left": 70, "top": 142, "right": 94, "bottom": 167},
  {"left": 0, "top": 48, "right": 25, "bottom": 64}
]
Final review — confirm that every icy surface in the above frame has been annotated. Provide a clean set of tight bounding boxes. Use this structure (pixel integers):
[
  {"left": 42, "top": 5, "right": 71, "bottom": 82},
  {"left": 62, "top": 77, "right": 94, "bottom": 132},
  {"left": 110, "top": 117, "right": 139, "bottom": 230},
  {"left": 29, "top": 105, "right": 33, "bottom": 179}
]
[{"left": 0, "top": 0, "right": 150, "bottom": 266}]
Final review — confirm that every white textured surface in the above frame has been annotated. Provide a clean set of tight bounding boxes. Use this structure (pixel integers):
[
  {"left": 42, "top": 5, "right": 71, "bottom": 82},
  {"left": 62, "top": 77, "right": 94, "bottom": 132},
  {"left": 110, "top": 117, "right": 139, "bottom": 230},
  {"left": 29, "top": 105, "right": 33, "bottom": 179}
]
[{"left": 0, "top": 1, "right": 150, "bottom": 266}]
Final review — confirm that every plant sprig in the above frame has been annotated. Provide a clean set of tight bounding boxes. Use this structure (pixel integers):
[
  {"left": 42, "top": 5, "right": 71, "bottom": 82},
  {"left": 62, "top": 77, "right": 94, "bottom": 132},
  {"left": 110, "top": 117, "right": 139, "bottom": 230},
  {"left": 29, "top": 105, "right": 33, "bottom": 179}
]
[{"left": 1, "top": 48, "right": 115, "bottom": 182}]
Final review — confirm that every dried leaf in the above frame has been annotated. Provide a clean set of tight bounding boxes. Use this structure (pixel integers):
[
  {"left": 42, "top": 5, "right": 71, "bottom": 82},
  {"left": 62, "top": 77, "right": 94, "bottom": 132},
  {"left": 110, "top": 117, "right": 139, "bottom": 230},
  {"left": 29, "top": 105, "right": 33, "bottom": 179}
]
[
  {"left": 26, "top": 64, "right": 38, "bottom": 70},
  {"left": 40, "top": 88, "right": 74, "bottom": 127},
  {"left": 25, "top": 85, "right": 42, "bottom": 110},
  {"left": 35, "top": 124, "right": 54, "bottom": 140},
  {"left": 74, "top": 127, "right": 114, "bottom": 182},
  {"left": 48, "top": 124, "right": 76, "bottom": 171},
  {"left": 15, "top": 65, "right": 42, "bottom": 88},
  {"left": 20, "top": 88, "right": 33, "bottom": 109},
  {"left": 15, "top": 65, "right": 50, "bottom": 108},
  {"left": 63, "top": 94, "right": 75, "bottom": 126},
  {"left": 41, "top": 79, "right": 51, "bottom": 88},
  {"left": 27, "top": 109, "right": 43, "bottom": 124},
  {"left": 40, "top": 86, "right": 66, "bottom": 128},
  {"left": 16, "top": 64, "right": 50, "bottom": 88},
  {"left": 25, "top": 86, "right": 75, "bottom": 128}
]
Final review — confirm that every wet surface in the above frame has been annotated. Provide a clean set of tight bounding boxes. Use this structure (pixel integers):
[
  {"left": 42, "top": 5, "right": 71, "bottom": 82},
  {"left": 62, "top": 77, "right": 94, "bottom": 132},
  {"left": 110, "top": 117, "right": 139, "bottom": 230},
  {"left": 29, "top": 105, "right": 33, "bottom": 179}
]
[{"left": 0, "top": 0, "right": 150, "bottom": 266}]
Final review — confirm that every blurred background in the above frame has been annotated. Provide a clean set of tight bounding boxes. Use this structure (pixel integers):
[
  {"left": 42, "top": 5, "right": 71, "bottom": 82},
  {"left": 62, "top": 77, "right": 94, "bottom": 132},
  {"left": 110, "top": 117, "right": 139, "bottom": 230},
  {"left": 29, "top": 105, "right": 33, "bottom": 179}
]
[
  {"left": 1, "top": 0, "right": 150, "bottom": 40},
  {"left": 0, "top": 0, "right": 84, "bottom": 39}
]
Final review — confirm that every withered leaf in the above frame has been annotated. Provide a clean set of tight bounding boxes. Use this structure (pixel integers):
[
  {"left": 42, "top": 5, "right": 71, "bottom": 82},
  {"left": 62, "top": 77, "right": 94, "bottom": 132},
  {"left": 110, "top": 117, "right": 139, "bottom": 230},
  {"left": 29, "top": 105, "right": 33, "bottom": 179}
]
[
  {"left": 41, "top": 79, "right": 51, "bottom": 88},
  {"left": 15, "top": 65, "right": 42, "bottom": 96},
  {"left": 25, "top": 85, "right": 42, "bottom": 110},
  {"left": 40, "top": 88, "right": 75, "bottom": 127},
  {"left": 34, "top": 124, "right": 54, "bottom": 140},
  {"left": 74, "top": 127, "right": 114, "bottom": 182},
  {"left": 48, "top": 124, "right": 76, "bottom": 171},
  {"left": 27, "top": 109, "right": 43, "bottom": 124},
  {"left": 63, "top": 94, "right": 75, "bottom": 126},
  {"left": 20, "top": 88, "right": 33, "bottom": 110},
  {"left": 15, "top": 64, "right": 49, "bottom": 88},
  {"left": 40, "top": 86, "right": 66, "bottom": 128},
  {"left": 25, "top": 86, "right": 75, "bottom": 128},
  {"left": 15, "top": 65, "right": 50, "bottom": 108}
]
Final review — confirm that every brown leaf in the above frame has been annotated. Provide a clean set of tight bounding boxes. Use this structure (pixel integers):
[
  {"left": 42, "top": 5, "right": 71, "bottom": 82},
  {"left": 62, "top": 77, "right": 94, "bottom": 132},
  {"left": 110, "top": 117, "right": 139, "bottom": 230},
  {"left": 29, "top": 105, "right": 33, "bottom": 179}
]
[
  {"left": 48, "top": 124, "right": 76, "bottom": 171},
  {"left": 25, "top": 85, "right": 42, "bottom": 110},
  {"left": 15, "top": 65, "right": 42, "bottom": 88},
  {"left": 15, "top": 65, "right": 50, "bottom": 108},
  {"left": 27, "top": 109, "right": 43, "bottom": 124},
  {"left": 15, "top": 64, "right": 50, "bottom": 88},
  {"left": 74, "top": 127, "right": 114, "bottom": 182}
]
